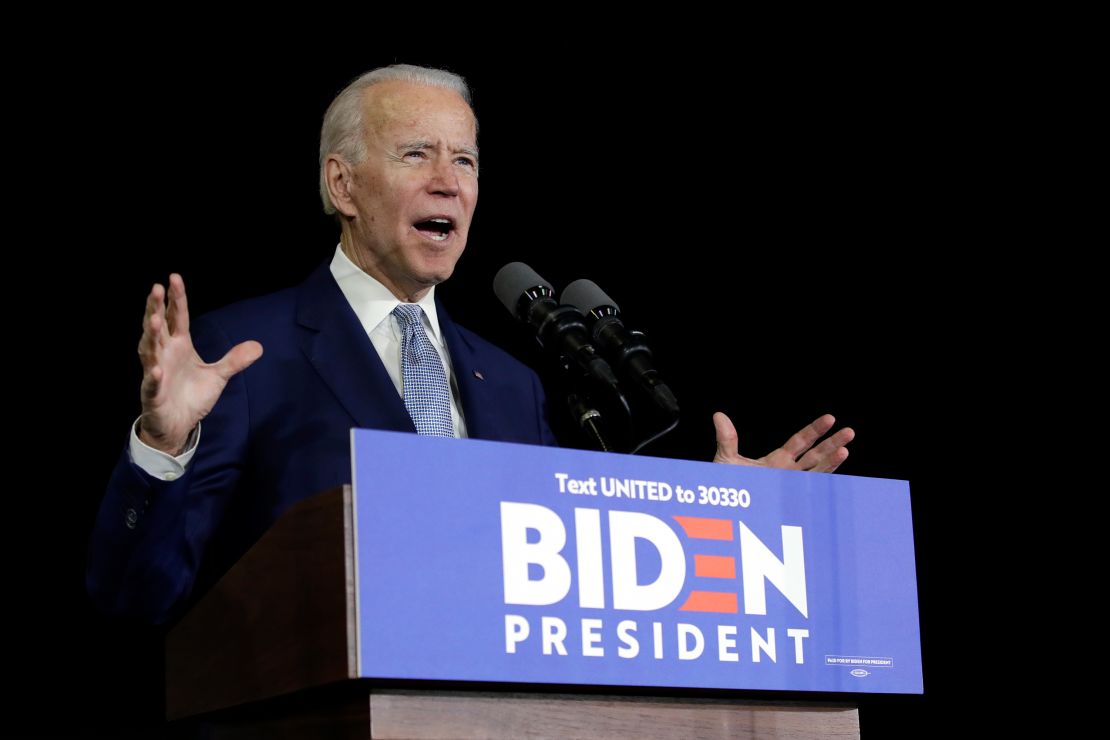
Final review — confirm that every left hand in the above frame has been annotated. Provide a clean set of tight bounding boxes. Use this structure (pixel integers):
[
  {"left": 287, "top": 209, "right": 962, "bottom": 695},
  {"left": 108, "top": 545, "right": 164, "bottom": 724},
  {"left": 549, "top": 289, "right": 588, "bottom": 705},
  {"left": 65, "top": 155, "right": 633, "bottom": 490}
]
[{"left": 712, "top": 412, "right": 854, "bottom": 473}]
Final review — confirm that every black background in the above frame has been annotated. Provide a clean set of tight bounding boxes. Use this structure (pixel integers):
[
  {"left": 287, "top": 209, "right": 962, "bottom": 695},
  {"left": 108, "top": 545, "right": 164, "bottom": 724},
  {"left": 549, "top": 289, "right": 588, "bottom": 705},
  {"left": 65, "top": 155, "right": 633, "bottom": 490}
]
[{"left": 11, "top": 41, "right": 1011, "bottom": 737}]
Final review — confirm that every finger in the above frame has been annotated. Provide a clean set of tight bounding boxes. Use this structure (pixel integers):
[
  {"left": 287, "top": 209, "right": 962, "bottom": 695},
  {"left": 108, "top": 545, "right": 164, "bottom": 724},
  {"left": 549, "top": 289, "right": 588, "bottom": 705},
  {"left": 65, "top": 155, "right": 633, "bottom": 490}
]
[
  {"left": 140, "top": 363, "right": 163, "bottom": 404},
  {"left": 215, "top": 340, "right": 264, "bottom": 380},
  {"left": 780, "top": 414, "right": 836, "bottom": 460},
  {"left": 798, "top": 427, "right": 855, "bottom": 471},
  {"left": 713, "top": 412, "right": 740, "bottom": 461},
  {"left": 811, "top": 446, "right": 849, "bottom": 474},
  {"left": 142, "top": 283, "right": 165, "bottom": 330},
  {"left": 140, "top": 312, "right": 164, "bottom": 365},
  {"left": 805, "top": 426, "right": 855, "bottom": 460},
  {"left": 152, "top": 282, "right": 169, "bottom": 348},
  {"left": 823, "top": 446, "right": 849, "bottom": 473},
  {"left": 166, "top": 273, "right": 190, "bottom": 336},
  {"left": 760, "top": 448, "right": 800, "bottom": 470},
  {"left": 139, "top": 284, "right": 167, "bottom": 361}
]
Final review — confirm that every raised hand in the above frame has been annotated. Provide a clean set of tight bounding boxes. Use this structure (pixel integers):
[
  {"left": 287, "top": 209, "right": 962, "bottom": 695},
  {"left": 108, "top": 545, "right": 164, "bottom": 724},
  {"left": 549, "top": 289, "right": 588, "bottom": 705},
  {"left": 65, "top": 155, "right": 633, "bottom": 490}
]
[
  {"left": 712, "top": 412, "right": 853, "bottom": 473},
  {"left": 137, "top": 274, "right": 263, "bottom": 455}
]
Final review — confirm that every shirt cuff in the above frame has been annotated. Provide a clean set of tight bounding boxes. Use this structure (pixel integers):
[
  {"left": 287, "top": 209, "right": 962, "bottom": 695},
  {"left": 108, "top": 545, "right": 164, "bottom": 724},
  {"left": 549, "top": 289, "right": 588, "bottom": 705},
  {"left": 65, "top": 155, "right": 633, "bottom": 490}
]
[{"left": 128, "top": 417, "right": 200, "bottom": 481}]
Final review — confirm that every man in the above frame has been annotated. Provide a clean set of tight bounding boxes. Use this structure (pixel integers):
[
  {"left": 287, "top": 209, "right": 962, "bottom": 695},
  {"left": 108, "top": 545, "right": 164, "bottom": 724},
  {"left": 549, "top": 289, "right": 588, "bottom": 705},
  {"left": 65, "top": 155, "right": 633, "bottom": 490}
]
[{"left": 87, "top": 64, "right": 853, "bottom": 624}]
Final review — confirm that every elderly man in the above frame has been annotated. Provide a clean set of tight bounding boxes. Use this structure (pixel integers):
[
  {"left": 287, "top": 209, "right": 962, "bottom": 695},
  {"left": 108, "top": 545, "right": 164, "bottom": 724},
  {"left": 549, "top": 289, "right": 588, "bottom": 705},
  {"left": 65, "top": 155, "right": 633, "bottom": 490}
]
[{"left": 87, "top": 64, "right": 852, "bottom": 623}]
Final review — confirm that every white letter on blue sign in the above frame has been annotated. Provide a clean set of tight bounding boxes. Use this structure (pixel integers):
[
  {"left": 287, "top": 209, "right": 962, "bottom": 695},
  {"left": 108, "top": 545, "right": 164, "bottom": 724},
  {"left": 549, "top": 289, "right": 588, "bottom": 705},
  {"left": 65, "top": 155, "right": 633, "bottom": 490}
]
[
  {"left": 617, "top": 620, "right": 639, "bottom": 658},
  {"left": 501, "top": 503, "right": 571, "bottom": 605},
  {"left": 718, "top": 625, "right": 740, "bottom": 662},
  {"left": 609, "top": 511, "right": 686, "bottom": 611},
  {"left": 738, "top": 523, "right": 808, "bottom": 618},
  {"left": 581, "top": 618, "right": 604, "bottom": 657},
  {"left": 504, "top": 615, "right": 530, "bottom": 653},
  {"left": 575, "top": 508, "right": 605, "bottom": 608},
  {"left": 787, "top": 628, "right": 809, "bottom": 664},
  {"left": 751, "top": 626, "right": 776, "bottom": 663},
  {"left": 677, "top": 624, "right": 705, "bottom": 660},
  {"left": 542, "top": 616, "right": 569, "bottom": 655}
]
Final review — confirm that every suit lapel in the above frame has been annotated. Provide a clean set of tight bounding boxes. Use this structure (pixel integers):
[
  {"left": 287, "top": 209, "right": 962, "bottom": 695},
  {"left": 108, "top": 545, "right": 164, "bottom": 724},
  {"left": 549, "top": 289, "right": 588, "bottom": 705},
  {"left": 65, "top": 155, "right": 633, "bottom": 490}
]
[
  {"left": 295, "top": 263, "right": 416, "bottom": 434},
  {"left": 437, "top": 297, "right": 493, "bottom": 441}
]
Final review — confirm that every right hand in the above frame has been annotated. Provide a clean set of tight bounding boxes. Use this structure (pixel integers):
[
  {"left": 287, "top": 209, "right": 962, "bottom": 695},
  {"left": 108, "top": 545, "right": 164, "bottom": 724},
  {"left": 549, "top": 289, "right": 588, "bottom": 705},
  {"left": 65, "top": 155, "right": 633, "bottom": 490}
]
[{"left": 137, "top": 274, "right": 263, "bottom": 455}]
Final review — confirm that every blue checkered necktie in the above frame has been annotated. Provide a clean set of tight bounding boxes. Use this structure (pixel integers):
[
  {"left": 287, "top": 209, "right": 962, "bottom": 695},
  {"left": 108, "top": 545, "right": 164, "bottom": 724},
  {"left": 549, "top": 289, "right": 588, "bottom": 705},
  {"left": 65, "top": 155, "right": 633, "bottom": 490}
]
[{"left": 392, "top": 303, "right": 454, "bottom": 437}]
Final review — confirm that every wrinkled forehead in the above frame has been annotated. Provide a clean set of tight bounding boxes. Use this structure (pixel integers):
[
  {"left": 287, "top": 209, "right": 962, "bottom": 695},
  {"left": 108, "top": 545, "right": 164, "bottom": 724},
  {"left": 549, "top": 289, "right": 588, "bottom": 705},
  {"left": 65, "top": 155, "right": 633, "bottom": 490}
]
[{"left": 361, "top": 80, "right": 477, "bottom": 145}]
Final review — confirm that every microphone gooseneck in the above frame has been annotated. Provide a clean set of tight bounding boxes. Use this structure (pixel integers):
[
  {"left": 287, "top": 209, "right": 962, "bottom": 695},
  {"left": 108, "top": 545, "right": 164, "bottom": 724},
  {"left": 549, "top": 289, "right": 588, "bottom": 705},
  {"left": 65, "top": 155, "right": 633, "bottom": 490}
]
[{"left": 561, "top": 279, "right": 679, "bottom": 418}]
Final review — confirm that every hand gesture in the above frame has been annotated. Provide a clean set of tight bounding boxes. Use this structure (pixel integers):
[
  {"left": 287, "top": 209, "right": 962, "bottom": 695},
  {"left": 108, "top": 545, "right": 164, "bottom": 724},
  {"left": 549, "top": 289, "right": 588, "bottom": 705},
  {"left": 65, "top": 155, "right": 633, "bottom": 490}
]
[
  {"left": 712, "top": 412, "right": 853, "bottom": 473},
  {"left": 137, "top": 274, "right": 263, "bottom": 455}
]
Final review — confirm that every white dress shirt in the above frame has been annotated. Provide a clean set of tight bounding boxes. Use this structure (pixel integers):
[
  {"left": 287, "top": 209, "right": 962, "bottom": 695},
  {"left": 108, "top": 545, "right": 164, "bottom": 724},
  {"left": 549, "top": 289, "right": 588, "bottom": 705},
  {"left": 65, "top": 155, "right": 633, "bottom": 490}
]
[{"left": 130, "top": 246, "right": 467, "bottom": 479}]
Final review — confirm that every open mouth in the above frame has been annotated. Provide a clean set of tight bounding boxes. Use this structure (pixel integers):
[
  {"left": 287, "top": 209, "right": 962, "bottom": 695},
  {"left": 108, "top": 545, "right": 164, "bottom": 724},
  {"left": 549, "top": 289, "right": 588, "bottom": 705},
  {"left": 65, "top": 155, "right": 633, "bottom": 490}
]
[{"left": 414, "top": 217, "right": 455, "bottom": 242}]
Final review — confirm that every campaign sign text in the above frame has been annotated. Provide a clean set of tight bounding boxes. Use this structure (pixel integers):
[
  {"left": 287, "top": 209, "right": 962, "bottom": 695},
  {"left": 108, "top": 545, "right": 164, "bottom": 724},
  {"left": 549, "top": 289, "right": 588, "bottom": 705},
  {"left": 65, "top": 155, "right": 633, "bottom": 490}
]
[{"left": 351, "top": 430, "right": 921, "bottom": 694}]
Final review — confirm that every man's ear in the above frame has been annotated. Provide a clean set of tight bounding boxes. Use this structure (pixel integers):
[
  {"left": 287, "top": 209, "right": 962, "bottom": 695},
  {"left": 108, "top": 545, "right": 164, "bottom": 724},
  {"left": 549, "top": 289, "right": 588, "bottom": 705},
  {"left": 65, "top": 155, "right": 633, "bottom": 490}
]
[{"left": 325, "top": 155, "right": 358, "bottom": 218}]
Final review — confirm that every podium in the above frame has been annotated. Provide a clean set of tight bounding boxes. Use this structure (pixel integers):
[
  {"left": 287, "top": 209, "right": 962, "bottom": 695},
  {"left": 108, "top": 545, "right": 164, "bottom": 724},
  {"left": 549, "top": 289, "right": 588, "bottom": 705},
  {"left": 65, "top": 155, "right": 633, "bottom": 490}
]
[
  {"left": 166, "top": 486, "right": 860, "bottom": 738},
  {"left": 166, "top": 429, "right": 922, "bottom": 737}
]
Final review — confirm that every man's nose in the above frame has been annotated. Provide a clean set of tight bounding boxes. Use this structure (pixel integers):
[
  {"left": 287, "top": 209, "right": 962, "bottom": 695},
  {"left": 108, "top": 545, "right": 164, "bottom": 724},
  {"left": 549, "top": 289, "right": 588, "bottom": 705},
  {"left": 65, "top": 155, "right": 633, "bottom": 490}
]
[{"left": 427, "top": 157, "right": 460, "bottom": 197}]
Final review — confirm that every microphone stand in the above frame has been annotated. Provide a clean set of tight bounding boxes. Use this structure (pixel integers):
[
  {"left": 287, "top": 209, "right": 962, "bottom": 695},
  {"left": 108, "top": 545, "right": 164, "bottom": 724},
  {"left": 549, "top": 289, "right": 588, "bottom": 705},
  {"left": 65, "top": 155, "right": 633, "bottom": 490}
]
[
  {"left": 566, "top": 392, "right": 612, "bottom": 453},
  {"left": 554, "top": 353, "right": 627, "bottom": 453},
  {"left": 558, "top": 361, "right": 678, "bottom": 455}
]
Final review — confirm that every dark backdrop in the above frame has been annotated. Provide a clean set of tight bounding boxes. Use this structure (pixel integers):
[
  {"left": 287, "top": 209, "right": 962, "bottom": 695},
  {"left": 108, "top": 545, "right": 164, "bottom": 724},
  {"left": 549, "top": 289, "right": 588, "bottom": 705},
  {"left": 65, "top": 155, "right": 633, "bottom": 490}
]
[{"left": 13, "top": 49, "right": 1000, "bottom": 737}]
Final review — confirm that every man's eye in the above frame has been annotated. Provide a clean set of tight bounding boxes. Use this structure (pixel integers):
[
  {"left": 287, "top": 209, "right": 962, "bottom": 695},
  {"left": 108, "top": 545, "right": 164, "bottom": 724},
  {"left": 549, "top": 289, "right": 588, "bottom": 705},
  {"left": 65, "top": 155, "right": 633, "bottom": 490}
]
[
  {"left": 456, "top": 157, "right": 476, "bottom": 168},
  {"left": 404, "top": 151, "right": 427, "bottom": 160}
]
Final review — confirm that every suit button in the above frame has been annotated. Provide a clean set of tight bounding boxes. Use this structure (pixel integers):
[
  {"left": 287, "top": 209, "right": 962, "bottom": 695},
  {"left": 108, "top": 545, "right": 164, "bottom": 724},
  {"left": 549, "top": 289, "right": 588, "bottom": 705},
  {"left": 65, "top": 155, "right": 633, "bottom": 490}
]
[{"left": 125, "top": 508, "right": 138, "bottom": 529}]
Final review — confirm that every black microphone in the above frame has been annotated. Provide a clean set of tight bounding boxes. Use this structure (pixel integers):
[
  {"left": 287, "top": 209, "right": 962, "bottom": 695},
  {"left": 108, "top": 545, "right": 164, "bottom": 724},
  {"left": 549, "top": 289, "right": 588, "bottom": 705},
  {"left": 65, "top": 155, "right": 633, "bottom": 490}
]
[
  {"left": 560, "top": 279, "right": 679, "bottom": 418},
  {"left": 493, "top": 263, "right": 621, "bottom": 392}
]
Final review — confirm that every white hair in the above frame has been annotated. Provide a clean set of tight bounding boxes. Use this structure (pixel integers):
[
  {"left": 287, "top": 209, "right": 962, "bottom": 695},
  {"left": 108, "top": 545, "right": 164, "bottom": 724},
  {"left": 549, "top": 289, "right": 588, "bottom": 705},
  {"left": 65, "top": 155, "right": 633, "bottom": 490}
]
[{"left": 318, "top": 64, "right": 473, "bottom": 215}]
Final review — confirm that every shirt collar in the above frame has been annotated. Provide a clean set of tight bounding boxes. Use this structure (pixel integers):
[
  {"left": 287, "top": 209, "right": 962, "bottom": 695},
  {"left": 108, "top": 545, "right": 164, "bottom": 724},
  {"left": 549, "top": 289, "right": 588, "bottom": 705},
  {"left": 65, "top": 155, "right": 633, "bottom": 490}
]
[{"left": 329, "top": 245, "right": 444, "bottom": 342}]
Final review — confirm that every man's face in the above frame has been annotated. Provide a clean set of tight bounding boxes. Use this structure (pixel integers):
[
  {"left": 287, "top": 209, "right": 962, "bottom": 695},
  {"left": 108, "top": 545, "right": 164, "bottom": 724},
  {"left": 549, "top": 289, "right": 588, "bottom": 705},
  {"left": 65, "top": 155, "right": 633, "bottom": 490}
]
[{"left": 342, "top": 80, "right": 479, "bottom": 299}]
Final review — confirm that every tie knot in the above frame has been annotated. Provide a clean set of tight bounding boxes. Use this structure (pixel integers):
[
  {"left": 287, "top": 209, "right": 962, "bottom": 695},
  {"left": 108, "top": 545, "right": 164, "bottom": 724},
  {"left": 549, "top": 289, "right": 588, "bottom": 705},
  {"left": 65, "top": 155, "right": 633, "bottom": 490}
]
[{"left": 392, "top": 303, "right": 424, "bottom": 331}]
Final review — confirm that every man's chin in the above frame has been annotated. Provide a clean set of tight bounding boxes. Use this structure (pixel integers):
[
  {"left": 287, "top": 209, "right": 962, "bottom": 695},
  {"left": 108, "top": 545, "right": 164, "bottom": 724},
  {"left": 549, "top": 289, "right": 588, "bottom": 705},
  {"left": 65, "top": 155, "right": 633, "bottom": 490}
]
[
  {"left": 414, "top": 254, "right": 462, "bottom": 285},
  {"left": 403, "top": 266, "right": 455, "bottom": 295}
]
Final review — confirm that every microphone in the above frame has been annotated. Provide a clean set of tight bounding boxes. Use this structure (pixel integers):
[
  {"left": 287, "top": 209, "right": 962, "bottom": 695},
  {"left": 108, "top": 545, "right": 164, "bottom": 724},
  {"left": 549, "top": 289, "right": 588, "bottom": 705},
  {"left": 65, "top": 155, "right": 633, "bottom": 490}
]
[
  {"left": 493, "top": 263, "right": 621, "bottom": 391},
  {"left": 560, "top": 279, "right": 679, "bottom": 418}
]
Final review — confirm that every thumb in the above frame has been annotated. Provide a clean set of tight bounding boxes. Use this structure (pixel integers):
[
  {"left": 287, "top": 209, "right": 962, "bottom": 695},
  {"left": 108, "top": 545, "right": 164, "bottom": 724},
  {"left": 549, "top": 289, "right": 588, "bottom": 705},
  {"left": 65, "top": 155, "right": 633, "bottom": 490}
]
[
  {"left": 216, "top": 340, "right": 264, "bottom": 380},
  {"left": 713, "top": 412, "right": 739, "bottom": 461}
]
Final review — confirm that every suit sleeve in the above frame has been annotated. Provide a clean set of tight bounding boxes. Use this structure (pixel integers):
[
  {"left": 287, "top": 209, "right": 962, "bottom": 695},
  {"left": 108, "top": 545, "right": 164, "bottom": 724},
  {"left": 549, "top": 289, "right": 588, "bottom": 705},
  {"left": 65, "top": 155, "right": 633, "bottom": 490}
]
[{"left": 86, "top": 316, "right": 251, "bottom": 623}]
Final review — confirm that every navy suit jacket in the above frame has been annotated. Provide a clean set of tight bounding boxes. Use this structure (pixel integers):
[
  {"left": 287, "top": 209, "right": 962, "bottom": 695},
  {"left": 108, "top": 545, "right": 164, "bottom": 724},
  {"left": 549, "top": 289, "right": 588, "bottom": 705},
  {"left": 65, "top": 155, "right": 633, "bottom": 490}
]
[{"left": 88, "top": 261, "right": 557, "bottom": 622}]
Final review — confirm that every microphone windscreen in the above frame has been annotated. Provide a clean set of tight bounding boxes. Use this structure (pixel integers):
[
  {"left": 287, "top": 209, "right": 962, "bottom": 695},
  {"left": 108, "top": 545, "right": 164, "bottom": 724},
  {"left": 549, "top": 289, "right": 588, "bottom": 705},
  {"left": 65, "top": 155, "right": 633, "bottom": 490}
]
[
  {"left": 561, "top": 279, "right": 620, "bottom": 314},
  {"left": 493, "top": 262, "right": 553, "bottom": 314}
]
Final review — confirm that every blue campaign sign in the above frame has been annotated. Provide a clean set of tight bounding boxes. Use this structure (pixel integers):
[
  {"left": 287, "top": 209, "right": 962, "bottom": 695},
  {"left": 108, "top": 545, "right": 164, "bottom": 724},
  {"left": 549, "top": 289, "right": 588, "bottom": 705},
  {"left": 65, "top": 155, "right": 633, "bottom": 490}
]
[{"left": 351, "top": 429, "right": 922, "bottom": 694}]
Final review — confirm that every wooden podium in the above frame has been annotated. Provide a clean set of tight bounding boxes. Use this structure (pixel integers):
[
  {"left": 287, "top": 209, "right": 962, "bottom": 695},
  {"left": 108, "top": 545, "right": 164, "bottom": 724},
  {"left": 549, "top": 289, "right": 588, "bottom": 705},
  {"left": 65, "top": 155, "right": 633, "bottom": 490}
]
[{"left": 166, "top": 486, "right": 860, "bottom": 739}]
